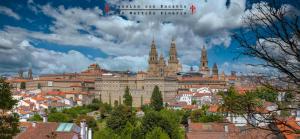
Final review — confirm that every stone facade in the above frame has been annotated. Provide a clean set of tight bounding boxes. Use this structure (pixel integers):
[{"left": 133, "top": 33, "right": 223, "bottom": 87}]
[
  {"left": 148, "top": 39, "right": 182, "bottom": 77},
  {"left": 199, "top": 47, "right": 210, "bottom": 77},
  {"left": 94, "top": 73, "right": 178, "bottom": 107}
]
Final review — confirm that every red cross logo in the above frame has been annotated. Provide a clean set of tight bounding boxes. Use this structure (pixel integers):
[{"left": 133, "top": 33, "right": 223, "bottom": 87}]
[
  {"left": 105, "top": 3, "right": 110, "bottom": 14},
  {"left": 190, "top": 4, "right": 196, "bottom": 14}
]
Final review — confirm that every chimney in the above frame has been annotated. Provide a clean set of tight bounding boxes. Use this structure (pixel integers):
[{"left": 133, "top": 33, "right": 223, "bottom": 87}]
[
  {"left": 32, "top": 122, "right": 36, "bottom": 128},
  {"left": 80, "top": 120, "right": 87, "bottom": 139},
  {"left": 43, "top": 115, "right": 48, "bottom": 123},
  {"left": 296, "top": 109, "right": 300, "bottom": 121},
  {"left": 224, "top": 125, "right": 229, "bottom": 133},
  {"left": 88, "top": 128, "right": 92, "bottom": 139}
]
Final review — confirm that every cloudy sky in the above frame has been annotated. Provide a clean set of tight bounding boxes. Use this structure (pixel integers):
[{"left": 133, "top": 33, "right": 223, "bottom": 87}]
[{"left": 0, "top": 0, "right": 298, "bottom": 75}]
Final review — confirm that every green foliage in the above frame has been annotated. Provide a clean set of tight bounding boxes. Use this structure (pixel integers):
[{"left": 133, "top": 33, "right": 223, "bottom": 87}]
[
  {"left": 191, "top": 106, "right": 223, "bottom": 123},
  {"left": 150, "top": 86, "right": 163, "bottom": 111},
  {"left": 106, "top": 105, "right": 133, "bottom": 134},
  {"left": 192, "top": 99, "right": 197, "bottom": 105},
  {"left": 92, "top": 98, "right": 100, "bottom": 104},
  {"left": 145, "top": 127, "right": 170, "bottom": 139},
  {"left": 75, "top": 115, "right": 98, "bottom": 131},
  {"left": 141, "top": 110, "right": 183, "bottom": 139},
  {"left": 109, "top": 93, "right": 112, "bottom": 106},
  {"left": 140, "top": 95, "right": 143, "bottom": 107},
  {"left": 120, "top": 122, "right": 134, "bottom": 139},
  {"left": 0, "top": 113, "right": 20, "bottom": 139},
  {"left": 253, "top": 87, "right": 278, "bottom": 102},
  {"left": 37, "top": 83, "right": 41, "bottom": 89},
  {"left": 99, "top": 102, "right": 112, "bottom": 118},
  {"left": 87, "top": 102, "right": 100, "bottom": 111},
  {"left": 181, "top": 110, "right": 191, "bottom": 125},
  {"left": 28, "top": 114, "right": 42, "bottom": 121},
  {"left": 123, "top": 86, "right": 132, "bottom": 107},
  {"left": 0, "top": 78, "right": 17, "bottom": 111},
  {"left": 94, "top": 127, "right": 120, "bottom": 139},
  {"left": 141, "top": 104, "right": 152, "bottom": 113},
  {"left": 62, "top": 106, "right": 93, "bottom": 119},
  {"left": 219, "top": 86, "right": 263, "bottom": 115},
  {"left": 48, "top": 112, "right": 71, "bottom": 122},
  {"left": 114, "top": 100, "right": 119, "bottom": 107},
  {"left": 20, "top": 82, "right": 26, "bottom": 89},
  {"left": 0, "top": 78, "right": 19, "bottom": 139}
]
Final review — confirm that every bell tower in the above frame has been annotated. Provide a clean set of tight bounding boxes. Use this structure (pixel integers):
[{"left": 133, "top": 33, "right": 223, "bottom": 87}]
[
  {"left": 148, "top": 39, "right": 159, "bottom": 76},
  {"left": 167, "top": 39, "right": 181, "bottom": 76},
  {"left": 200, "top": 46, "right": 210, "bottom": 77},
  {"left": 212, "top": 63, "right": 219, "bottom": 79}
]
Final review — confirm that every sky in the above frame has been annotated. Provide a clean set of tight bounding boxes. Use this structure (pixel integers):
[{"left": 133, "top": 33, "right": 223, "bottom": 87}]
[{"left": 0, "top": 0, "right": 298, "bottom": 76}]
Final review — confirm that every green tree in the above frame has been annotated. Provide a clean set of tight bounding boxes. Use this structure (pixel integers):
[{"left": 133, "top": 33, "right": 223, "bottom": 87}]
[
  {"left": 20, "top": 82, "right": 26, "bottom": 90},
  {"left": 140, "top": 95, "right": 143, "bottom": 108},
  {"left": 109, "top": 93, "right": 112, "bottom": 107},
  {"left": 28, "top": 114, "right": 42, "bottom": 121},
  {"left": 48, "top": 112, "right": 71, "bottom": 122},
  {"left": 99, "top": 103, "right": 112, "bottom": 118},
  {"left": 75, "top": 115, "right": 98, "bottom": 131},
  {"left": 123, "top": 86, "right": 132, "bottom": 107},
  {"left": 0, "top": 78, "right": 19, "bottom": 138},
  {"left": 146, "top": 127, "right": 170, "bottom": 139},
  {"left": 114, "top": 100, "right": 119, "bottom": 107},
  {"left": 37, "top": 83, "right": 41, "bottom": 89},
  {"left": 106, "top": 105, "right": 133, "bottom": 134},
  {"left": 150, "top": 86, "right": 163, "bottom": 111},
  {"left": 192, "top": 99, "right": 197, "bottom": 105},
  {"left": 142, "top": 111, "right": 183, "bottom": 139},
  {"left": 254, "top": 87, "right": 277, "bottom": 102}
]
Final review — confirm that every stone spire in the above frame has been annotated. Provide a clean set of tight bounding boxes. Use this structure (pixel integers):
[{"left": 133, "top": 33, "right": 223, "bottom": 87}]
[
  {"left": 158, "top": 53, "right": 166, "bottom": 77},
  {"left": 200, "top": 46, "right": 210, "bottom": 76},
  {"left": 158, "top": 53, "right": 165, "bottom": 65},
  {"left": 168, "top": 39, "right": 179, "bottom": 64},
  {"left": 212, "top": 63, "right": 218, "bottom": 76},
  {"left": 28, "top": 68, "right": 33, "bottom": 79},
  {"left": 190, "top": 66, "right": 194, "bottom": 72},
  {"left": 18, "top": 69, "right": 23, "bottom": 79},
  {"left": 221, "top": 71, "right": 226, "bottom": 80},
  {"left": 148, "top": 39, "right": 158, "bottom": 64}
]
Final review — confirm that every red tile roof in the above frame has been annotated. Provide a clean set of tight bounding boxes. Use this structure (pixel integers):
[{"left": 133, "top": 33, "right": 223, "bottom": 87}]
[
  {"left": 15, "top": 122, "right": 78, "bottom": 139},
  {"left": 276, "top": 118, "right": 300, "bottom": 139}
]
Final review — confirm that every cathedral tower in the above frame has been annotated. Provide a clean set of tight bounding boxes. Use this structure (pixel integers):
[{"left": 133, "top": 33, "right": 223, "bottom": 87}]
[
  {"left": 200, "top": 46, "right": 210, "bottom": 77},
  {"left": 168, "top": 39, "right": 179, "bottom": 64},
  {"left": 212, "top": 63, "right": 218, "bottom": 79},
  {"left": 167, "top": 39, "right": 182, "bottom": 76},
  {"left": 28, "top": 68, "right": 33, "bottom": 79},
  {"left": 148, "top": 40, "right": 159, "bottom": 76}
]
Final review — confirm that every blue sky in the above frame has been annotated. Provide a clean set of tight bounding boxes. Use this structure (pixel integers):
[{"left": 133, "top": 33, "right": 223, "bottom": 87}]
[{"left": 0, "top": 0, "right": 297, "bottom": 75}]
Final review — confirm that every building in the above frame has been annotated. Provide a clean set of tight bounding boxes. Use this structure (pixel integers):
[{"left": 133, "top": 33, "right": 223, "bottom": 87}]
[
  {"left": 95, "top": 73, "right": 178, "bottom": 107},
  {"left": 15, "top": 120, "right": 92, "bottom": 139},
  {"left": 186, "top": 122, "right": 277, "bottom": 139},
  {"left": 177, "top": 46, "right": 229, "bottom": 92},
  {"left": 148, "top": 39, "right": 182, "bottom": 77},
  {"left": 199, "top": 47, "right": 210, "bottom": 77}
]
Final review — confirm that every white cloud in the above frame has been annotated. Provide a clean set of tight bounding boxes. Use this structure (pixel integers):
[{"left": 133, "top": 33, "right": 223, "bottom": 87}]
[
  {"left": 1, "top": 0, "right": 294, "bottom": 74},
  {"left": 0, "top": 6, "right": 21, "bottom": 20}
]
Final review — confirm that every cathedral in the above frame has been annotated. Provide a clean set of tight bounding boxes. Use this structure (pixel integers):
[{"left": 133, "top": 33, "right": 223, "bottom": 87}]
[
  {"left": 147, "top": 39, "right": 182, "bottom": 77},
  {"left": 147, "top": 39, "right": 220, "bottom": 79}
]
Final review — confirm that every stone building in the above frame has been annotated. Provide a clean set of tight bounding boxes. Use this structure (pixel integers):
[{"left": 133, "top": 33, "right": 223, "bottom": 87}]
[
  {"left": 148, "top": 39, "right": 182, "bottom": 77},
  {"left": 177, "top": 46, "right": 227, "bottom": 93},
  {"left": 94, "top": 39, "right": 183, "bottom": 107},
  {"left": 94, "top": 73, "right": 178, "bottom": 107},
  {"left": 199, "top": 47, "right": 210, "bottom": 77}
]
